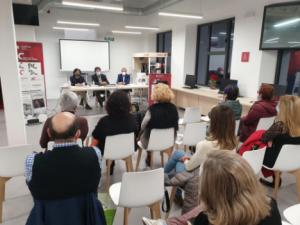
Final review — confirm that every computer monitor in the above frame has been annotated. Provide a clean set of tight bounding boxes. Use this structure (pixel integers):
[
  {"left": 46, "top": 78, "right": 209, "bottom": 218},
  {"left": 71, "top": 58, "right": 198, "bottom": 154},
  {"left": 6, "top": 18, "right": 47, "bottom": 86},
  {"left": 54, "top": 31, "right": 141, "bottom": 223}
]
[
  {"left": 219, "top": 79, "right": 238, "bottom": 93},
  {"left": 184, "top": 74, "right": 197, "bottom": 88}
]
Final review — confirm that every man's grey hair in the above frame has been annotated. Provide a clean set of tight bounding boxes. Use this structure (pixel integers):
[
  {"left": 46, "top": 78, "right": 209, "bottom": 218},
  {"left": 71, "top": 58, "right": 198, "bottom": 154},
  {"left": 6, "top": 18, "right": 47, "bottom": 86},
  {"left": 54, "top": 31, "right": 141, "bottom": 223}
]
[{"left": 60, "top": 91, "right": 78, "bottom": 112}]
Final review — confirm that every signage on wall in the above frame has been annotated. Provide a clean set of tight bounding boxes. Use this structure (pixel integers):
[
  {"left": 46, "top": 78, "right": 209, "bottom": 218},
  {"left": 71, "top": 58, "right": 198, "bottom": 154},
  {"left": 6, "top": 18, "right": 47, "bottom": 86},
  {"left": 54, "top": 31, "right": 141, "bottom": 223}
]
[{"left": 241, "top": 52, "right": 250, "bottom": 62}]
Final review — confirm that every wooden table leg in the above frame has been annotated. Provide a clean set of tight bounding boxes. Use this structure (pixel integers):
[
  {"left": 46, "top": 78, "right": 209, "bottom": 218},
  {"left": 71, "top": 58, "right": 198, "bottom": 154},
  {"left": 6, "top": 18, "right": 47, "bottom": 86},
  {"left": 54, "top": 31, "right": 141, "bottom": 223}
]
[{"left": 0, "top": 177, "right": 10, "bottom": 223}]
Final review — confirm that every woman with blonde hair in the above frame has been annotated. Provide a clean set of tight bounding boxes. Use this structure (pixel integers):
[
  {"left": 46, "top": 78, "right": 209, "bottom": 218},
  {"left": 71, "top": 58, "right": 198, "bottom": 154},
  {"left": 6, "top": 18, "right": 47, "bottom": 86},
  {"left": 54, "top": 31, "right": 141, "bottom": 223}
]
[
  {"left": 138, "top": 83, "right": 179, "bottom": 165},
  {"left": 143, "top": 151, "right": 281, "bottom": 225},
  {"left": 260, "top": 95, "right": 300, "bottom": 186}
]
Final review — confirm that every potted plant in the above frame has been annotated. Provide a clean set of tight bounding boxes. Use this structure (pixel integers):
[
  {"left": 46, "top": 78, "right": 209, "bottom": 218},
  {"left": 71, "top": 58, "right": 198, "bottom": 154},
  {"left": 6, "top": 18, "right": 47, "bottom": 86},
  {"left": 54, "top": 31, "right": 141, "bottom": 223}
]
[{"left": 209, "top": 73, "right": 218, "bottom": 89}]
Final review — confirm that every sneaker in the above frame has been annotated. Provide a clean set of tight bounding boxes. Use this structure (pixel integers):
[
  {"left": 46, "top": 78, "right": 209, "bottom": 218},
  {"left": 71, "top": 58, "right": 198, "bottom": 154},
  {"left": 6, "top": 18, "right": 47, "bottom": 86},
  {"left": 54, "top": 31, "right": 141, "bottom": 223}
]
[
  {"left": 85, "top": 104, "right": 92, "bottom": 110},
  {"left": 142, "top": 217, "right": 165, "bottom": 225}
]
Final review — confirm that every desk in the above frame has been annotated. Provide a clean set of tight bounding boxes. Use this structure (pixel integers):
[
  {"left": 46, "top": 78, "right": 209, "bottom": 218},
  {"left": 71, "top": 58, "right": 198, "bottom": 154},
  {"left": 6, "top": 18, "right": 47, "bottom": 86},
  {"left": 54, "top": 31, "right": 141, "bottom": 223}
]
[
  {"left": 61, "top": 84, "right": 148, "bottom": 92},
  {"left": 61, "top": 84, "right": 149, "bottom": 106},
  {"left": 172, "top": 87, "right": 255, "bottom": 116}
]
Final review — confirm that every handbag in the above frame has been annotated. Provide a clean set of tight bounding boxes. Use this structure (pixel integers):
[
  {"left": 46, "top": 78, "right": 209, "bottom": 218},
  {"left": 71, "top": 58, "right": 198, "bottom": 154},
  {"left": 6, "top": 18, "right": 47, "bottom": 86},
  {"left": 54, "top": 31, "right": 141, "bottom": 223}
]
[{"left": 161, "top": 188, "right": 170, "bottom": 213}]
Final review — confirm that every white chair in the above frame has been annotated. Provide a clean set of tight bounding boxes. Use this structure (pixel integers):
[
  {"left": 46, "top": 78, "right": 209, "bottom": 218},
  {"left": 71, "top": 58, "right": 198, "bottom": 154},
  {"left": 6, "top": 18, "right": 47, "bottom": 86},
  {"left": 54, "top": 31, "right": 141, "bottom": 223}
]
[
  {"left": 136, "top": 128, "right": 175, "bottom": 170},
  {"left": 284, "top": 204, "right": 300, "bottom": 225},
  {"left": 109, "top": 168, "right": 164, "bottom": 225},
  {"left": 263, "top": 145, "right": 300, "bottom": 202},
  {"left": 176, "top": 122, "right": 206, "bottom": 151},
  {"left": 104, "top": 133, "right": 135, "bottom": 192},
  {"left": 0, "top": 144, "right": 42, "bottom": 223},
  {"left": 178, "top": 107, "right": 201, "bottom": 125},
  {"left": 235, "top": 120, "right": 240, "bottom": 136},
  {"left": 242, "top": 147, "right": 266, "bottom": 175},
  {"left": 256, "top": 116, "right": 275, "bottom": 131}
]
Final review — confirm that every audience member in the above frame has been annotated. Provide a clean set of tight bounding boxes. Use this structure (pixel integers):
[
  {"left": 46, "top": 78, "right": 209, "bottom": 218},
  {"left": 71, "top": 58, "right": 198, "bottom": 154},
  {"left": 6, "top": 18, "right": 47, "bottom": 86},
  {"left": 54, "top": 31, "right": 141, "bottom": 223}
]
[
  {"left": 92, "top": 66, "right": 110, "bottom": 107},
  {"left": 165, "top": 105, "right": 237, "bottom": 175},
  {"left": 116, "top": 67, "right": 130, "bottom": 85},
  {"left": 39, "top": 91, "right": 88, "bottom": 149},
  {"left": 70, "top": 68, "right": 92, "bottom": 110},
  {"left": 239, "top": 84, "right": 277, "bottom": 142},
  {"left": 219, "top": 84, "right": 242, "bottom": 120},
  {"left": 25, "top": 112, "right": 105, "bottom": 225},
  {"left": 261, "top": 95, "right": 300, "bottom": 186},
  {"left": 91, "top": 90, "right": 138, "bottom": 174},
  {"left": 163, "top": 105, "right": 237, "bottom": 209},
  {"left": 143, "top": 151, "right": 282, "bottom": 225},
  {"left": 139, "top": 83, "right": 179, "bottom": 166}
]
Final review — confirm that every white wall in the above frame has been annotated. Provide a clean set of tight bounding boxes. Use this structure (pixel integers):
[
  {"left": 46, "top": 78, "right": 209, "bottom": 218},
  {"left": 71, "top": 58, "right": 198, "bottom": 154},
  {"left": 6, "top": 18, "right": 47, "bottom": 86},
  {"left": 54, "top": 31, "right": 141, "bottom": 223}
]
[{"left": 15, "top": 25, "right": 36, "bottom": 41}]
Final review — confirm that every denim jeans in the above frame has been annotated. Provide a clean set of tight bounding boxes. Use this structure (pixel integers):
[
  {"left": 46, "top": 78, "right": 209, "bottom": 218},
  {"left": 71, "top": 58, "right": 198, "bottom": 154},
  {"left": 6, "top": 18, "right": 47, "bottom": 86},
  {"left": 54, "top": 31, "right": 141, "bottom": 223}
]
[{"left": 164, "top": 150, "right": 187, "bottom": 173}]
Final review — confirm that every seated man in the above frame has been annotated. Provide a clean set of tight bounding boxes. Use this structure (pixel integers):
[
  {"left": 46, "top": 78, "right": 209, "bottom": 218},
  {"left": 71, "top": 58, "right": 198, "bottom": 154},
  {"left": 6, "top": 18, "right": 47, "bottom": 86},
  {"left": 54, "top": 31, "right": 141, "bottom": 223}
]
[
  {"left": 25, "top": 112, "right": 105, "bottom": 225},
  {"left": 116, "top": 67, "right": 130, "bottom": 85},
  {"left": 39, "top": 91, "right": 88, "bottom": 149},
  {"left": 92, "top": 66, "right": 110, "bottom": 107}
]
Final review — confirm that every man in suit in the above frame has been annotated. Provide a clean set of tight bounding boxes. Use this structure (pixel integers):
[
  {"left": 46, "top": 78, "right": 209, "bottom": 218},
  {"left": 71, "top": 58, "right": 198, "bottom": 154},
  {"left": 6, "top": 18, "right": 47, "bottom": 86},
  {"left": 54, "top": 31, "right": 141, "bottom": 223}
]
[
  {"left": 117, "top": 67, "right": 130, "bottom": 85},
  {"left": 25, "top": 112, "right": 105, "bottom": 225},
  {"left": 92, "top": 67, "right": 110, "bottom": 107}
]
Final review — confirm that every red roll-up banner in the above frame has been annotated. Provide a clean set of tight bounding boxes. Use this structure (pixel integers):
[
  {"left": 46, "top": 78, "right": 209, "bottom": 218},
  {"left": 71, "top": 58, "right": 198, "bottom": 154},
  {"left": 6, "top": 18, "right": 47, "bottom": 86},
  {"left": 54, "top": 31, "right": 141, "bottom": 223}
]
[{"left": 17, "top": 42, "right": 47, "bottom": 117}]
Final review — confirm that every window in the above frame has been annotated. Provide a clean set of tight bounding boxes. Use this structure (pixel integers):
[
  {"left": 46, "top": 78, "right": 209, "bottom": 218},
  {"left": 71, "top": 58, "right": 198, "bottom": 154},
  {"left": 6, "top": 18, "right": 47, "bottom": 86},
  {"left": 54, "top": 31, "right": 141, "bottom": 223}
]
[
  {"left": 156, "top": 31, "right": 172, "bottom": 73},
  {"left": 275, "top": 50, "right": 300, "bottom": 96},
  {"left": 195, "top": 19, "right": 235, "bottom": 85}
]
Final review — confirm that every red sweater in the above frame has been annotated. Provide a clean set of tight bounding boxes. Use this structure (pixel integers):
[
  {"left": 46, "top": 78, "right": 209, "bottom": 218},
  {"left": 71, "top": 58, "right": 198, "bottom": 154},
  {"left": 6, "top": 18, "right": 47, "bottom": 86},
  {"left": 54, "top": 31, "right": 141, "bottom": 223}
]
[{"left": 239, "top": 100, "right": 277, "bottom": 142}]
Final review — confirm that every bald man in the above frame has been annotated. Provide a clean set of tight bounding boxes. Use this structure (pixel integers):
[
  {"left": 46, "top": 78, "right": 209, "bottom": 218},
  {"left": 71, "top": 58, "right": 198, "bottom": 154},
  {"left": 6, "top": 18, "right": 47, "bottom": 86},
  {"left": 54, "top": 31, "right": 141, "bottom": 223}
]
[{"left": 25, "top": 112, "right": 104, "bottom": 225}]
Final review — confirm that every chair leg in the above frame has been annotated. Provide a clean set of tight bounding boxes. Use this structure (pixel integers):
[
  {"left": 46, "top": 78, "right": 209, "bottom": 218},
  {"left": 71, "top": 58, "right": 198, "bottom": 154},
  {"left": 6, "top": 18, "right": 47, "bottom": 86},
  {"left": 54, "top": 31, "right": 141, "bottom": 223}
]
[
  {"left": 292, "top": 169, "right": 300, "bottom": 202},
  {"left": 160, "top": 152, "right": 165, "bottom": 167},
  {"left": 125, "top": 156, "right": 133, "bottom": 172},
  {"left": 165, "top": 147, "right": 173, "bottom": 158},
  {"left": 150, "top": 152, "right": 154, "bottom": 169},
  {"left": 153, "top": 202, "right": 161, "bottom": 219},
  {"left": 272, "top": 171, "right": 281, "bottom": 200},
  {"left": 0, "top": 177, "right": 10, "bottom": 223},
  {"left": 135, "top": 148, "right": 142, "bottom": 171},
  {"left": 123, "top": 207, "right": 130, "bottom": 225},
  {"left": 106, "top": 160, "right": 112, "bottom": 192},
  {"left": 165, "top": 186, "right": 176, "bottom": 219},
  {"left": 149, "top": 202, "right": 161, "bottom": 219}
]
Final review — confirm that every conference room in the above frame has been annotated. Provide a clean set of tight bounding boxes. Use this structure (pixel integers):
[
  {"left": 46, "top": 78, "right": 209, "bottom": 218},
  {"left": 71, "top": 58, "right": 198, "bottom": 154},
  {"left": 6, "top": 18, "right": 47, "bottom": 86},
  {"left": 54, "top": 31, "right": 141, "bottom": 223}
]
[{"left": 0, "top": 0, "right": 300, "bottom": 224}]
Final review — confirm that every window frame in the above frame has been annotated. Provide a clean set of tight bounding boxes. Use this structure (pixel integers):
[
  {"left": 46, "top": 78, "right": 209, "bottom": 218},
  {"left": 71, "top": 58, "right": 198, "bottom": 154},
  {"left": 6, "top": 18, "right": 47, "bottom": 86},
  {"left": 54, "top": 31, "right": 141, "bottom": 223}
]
[{"left": 195, "top": 18, "right": 235, "bottom": 85}]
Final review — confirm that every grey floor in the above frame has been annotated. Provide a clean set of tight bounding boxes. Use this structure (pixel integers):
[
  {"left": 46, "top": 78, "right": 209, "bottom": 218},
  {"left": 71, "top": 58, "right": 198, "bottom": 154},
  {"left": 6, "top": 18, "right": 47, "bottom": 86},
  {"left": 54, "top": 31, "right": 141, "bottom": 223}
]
[{"left": 0, "top": 99, "right": 298, "bottom": 225}]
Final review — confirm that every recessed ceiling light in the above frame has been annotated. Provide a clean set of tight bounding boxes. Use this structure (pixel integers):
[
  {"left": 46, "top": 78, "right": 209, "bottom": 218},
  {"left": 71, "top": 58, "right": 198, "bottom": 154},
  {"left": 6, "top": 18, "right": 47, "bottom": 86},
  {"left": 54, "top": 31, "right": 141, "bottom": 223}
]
[
  {"left": 125, "top": 26, "right": 159, "bottom": 31},
  {"left": 62, "top": 0, "right": 123, "bottom": 11},
  {"left": 57, "top": 20, "right": 100, "bottom": 27},
  {"left": 158, "top": 12, "right": 203, "bottom": 19},
  {"left": 112, "top": 30, "right": 142, "bottom": 35},
  {"left": 53, "top": 26, "right": 90, "bottom": 31}
]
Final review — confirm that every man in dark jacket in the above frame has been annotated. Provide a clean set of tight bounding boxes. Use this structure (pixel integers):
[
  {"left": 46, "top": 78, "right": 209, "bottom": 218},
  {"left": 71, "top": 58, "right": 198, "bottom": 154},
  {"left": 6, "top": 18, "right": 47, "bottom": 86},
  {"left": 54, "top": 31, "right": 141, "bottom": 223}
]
[
  {"left": 91, "top": 67, "right": 110, "bottom": 107},
  {"left": 25, "top": 112, "right": 105, "bottom": 225}
]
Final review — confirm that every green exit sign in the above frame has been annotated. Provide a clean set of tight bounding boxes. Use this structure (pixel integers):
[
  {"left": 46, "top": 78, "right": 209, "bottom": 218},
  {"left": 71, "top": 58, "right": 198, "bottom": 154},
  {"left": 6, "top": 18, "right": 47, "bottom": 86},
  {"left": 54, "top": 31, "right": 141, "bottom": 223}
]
[{"left": 104, "top": 37, "right": 114, "bottom": 42}]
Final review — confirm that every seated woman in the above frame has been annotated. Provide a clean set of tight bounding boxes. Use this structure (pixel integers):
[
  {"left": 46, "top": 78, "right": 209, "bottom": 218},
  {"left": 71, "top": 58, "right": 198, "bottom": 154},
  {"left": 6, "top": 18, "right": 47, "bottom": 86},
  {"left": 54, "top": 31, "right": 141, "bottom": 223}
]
[
  {"left": 219, "top": 84, "right": 242, "bottom": 120},
  {"left": 91, "top": 90, "right": 138, "bottom": 174},
  {"left": 139, "top": 83, "right": 179, "bottom": 165},
  {"left": 39, "top": 91, "right": 88, "bottom": 149},
  {"left": 143, "top": 151, "right": 282, "bottom": 225},
  {"left": 261, "top": 95, "right": 300, "bottom": 186},
  {"left": 239, "top": 84, "right": 277, "bottom": 142},
  {"left": 165, "top": 105, "right": 237, "bottom": 175}
]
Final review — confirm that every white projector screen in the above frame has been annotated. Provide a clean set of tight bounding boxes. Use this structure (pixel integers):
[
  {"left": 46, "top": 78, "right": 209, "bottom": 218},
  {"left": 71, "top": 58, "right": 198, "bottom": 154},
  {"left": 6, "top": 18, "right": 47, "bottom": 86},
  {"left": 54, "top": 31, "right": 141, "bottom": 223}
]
[{"left": 59, "top": 39, "right": 110, "bottom": 71}]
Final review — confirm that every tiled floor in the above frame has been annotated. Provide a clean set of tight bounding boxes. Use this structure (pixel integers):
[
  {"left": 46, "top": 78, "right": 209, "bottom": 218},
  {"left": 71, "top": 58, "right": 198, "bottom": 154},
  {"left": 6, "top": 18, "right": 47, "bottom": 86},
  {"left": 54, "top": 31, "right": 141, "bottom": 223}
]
[{"left": 0, "top": 100, "right": 298, "bottom": 225}]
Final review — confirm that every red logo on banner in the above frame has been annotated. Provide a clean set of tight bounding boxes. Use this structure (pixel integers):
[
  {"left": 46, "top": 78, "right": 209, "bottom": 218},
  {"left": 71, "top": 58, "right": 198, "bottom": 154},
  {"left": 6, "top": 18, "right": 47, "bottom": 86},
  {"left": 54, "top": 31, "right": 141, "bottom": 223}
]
[
  {"left": 241, "top": 52, "right": 250, "bottom": 62},
  {"left": 17, "top": 42, "right": 45, "bottom": 74}
]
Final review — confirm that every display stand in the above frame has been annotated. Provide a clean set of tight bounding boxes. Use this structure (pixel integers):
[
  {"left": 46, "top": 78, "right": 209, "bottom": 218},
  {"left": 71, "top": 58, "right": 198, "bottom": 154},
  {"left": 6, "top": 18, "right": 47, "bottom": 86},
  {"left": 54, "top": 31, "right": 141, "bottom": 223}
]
[{"left": 133, "top": 52, "right": 171, "bottom": 106}]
